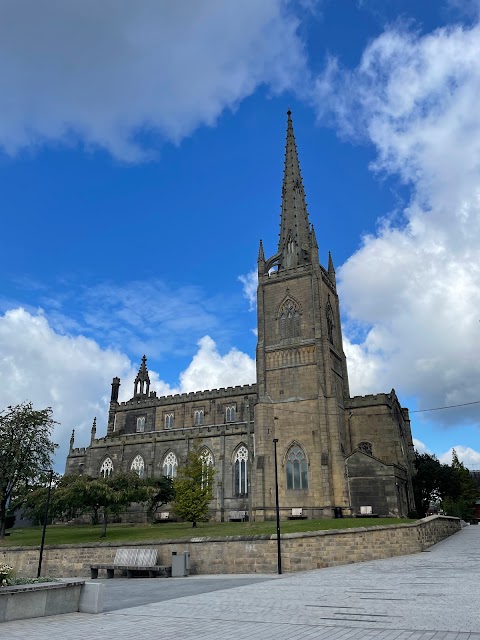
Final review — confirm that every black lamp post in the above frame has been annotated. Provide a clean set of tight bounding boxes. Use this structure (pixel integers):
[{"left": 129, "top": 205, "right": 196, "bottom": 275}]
[
  {"left": 37, "top": 469, "right": 54, "bottom": 578},
  {"left": 273, "top": 438, "right": 282, "bottom": 575}
]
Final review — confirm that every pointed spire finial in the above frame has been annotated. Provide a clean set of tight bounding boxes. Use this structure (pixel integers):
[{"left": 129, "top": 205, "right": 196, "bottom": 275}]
[
  {"left": 70, "top": 428, "right": 75, "bottom": 449},
  {"left": 134, "top": 355, "right": 151, "bottom": 397},
  {"left": 328, "top": 251, "right": 336, "bottom": 286},
  {"left": 278, "top": 110, "right": 311, "bottom": 270},
  {"left": 258, "top": 239, "right": 265, "bottom": 261}
]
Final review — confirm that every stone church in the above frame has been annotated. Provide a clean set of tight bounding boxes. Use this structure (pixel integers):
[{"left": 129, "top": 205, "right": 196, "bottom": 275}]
[{"left": 66, "top": 111, "right": 416, "bottom": 520}]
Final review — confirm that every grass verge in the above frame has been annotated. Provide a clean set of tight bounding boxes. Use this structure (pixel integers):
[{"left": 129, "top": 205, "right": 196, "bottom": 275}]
[{"left": 1, "top": 517, "right": 413, "bottom": 547}]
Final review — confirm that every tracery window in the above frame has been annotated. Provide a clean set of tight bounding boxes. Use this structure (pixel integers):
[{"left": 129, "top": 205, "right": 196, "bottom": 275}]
[
  {"left": 234, "top": 445, "right": 249, "bottom": 497},
  {"left": 286, "top": 445, "right": 308, "bottom": 490},
  {"left": 201, "top": 448, "right": 214, "bottom": 489},
  {"left": 280, "top": 300, "right": 300, "bottom": 339},
  {"left": 194, "top": 410, "right": 204, "bottom": 426},
  {"left": 165, "top": 413, "right": 174, "bottom": 429},
  {"left": 136, "top": 416, "right": 146, "bottom": 432},
  {"left": 358, "top": 441, "right": 373, "bottom": 456},
  {"left": 100, "top": 457, "right": 113, "bottom": 478},
  {"left": 130, "top": 454, "right": 145, "bottom": 478},
  {"left": 163, "top": 451, "right": 178, "bottom": 478},
  {"left": 326, "top": 298, "right": 334, "bottom": 344},
  {"left": 225, "top": 406, "right": 236, "bottom": 423}
]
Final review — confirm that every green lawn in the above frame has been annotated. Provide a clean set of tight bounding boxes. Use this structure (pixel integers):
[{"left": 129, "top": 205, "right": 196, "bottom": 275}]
[{"left": 2, "top": 517, "right": 413, "bottom": 547}]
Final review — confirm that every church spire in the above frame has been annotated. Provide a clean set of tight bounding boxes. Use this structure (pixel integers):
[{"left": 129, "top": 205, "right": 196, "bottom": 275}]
[
  {"left": 328, "top": 251, "right": 336, "bottom": 286},
  {"left": 278, "top": 110, "right": 312, "bottom": 270},
  {"left": 134, "top": 355, "right": 150, "bottom": 397}
]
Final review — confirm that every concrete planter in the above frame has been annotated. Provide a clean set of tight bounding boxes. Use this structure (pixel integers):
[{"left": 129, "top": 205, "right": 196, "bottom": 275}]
[{"left": 0, "top": 580, "right": 103, "bottom": 622}]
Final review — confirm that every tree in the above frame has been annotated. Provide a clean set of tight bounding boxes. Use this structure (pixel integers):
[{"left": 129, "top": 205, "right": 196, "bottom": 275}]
[
  {"left": 173, "top": 444, "right": 215, "bottom": 528},
  {"left": 0, "top": 402, "right": 57, "bottom": 538},
  {"left": 54, "top": 472, "right": 152, "bottom": 537},
  {"left": 413, "top": 450, "right": 479, "bottom": 520},
  {"left": 144, "top": 476, "right": 175, "bottom": 523}
]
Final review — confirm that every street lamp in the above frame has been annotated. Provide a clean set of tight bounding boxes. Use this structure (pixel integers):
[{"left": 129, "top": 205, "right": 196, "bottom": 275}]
[
  {"left": 273, "top": 438, "right": 282, "bottom": 575},
  {"left": 37, "top": 469, "right": 54, "bottom": 578}
]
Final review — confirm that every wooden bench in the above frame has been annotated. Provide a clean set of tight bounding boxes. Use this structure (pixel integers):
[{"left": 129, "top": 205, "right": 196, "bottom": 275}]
[
  {"left": 229, "top": 510, "right": 248, "bottom": 522},
  {"left": 90, "top": 548, "right": 171, "bottom": 579},
  {"left": 356, "top": 505, "right": 378, "bottom": 518},
  {"left": 288, "top": 508, "right": 307, "bottom": 520}
]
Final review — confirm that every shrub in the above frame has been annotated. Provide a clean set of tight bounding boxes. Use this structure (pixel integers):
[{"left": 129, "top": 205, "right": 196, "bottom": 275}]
[{"left": 0, "top": 562, "right": 14, "bottom": 587}]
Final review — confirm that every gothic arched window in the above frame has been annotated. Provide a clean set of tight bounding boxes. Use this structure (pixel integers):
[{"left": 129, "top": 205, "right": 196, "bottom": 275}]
[
  {"left": 286, "top": 445, "right": 308, "bottom": 490},
  {"left": 201, "top": 448, "right": 214, "bottom": 489},
  {"left": 280, "top": 300, "right": 300, "bottom": 339},
  {"left": 165, "top": 413, "right": 174, "bottom": 429},
  {"left": 194, "top": 410, "right": 204, "bottom": 426},
  {"left": 136, "top": 416, "right": 146, "bottom": 432},
  {"left": 163, "top": 451, "right": 178, "bottom": 478},
  {"left": 234, "top": 445, "right": 249, "bottom": 497},
  {"left": 130, "top": 454, "right": 145, "bottom": 478},
  {"left": 100, "top": 457, "right": 113, "bottom": 478},
  {"left": 358, "top": 441, "right": 373, "bottom": 456},
  {"left": 326, "top": 297, "right": 334, "bottom": 344},
  {"left": 225, "top": 406, "right": 235, "bottom": 423}
]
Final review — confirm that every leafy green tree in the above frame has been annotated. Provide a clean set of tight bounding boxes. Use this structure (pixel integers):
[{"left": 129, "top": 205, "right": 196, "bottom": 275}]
[
  {"left": 54, "top": 472, "right": 152, "bottom": 537},
  {"left": 15, "top": 471, "right": 62, "bottom": 525},
  {"left": 0, "top": 402, "right": 57, "bottom": 538},
  {"left": 173, "top": 444, "right": 215, "bottom": 528},
  {"left": 144, "top": 476, "right": 175, "bottom": 522},
  {"left": 442, "top": 449, "right": 479, "bottom": 520}
]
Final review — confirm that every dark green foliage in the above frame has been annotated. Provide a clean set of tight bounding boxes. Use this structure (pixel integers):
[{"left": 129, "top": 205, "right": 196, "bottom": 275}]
[
  {"left": 143, "top": 476, "right": 175, "bottom": 522},
  {"left": 53, "top": 472, "right": 152, "bottom": 537},
  {"left": 0, "top": 402, "right": 57, "bottom": 538},
  {"left": 413, "top": 449, "right": 479, "bottom": 519},
  {"left": 173, "top": 443, "right": 215, "bottom": 528}
]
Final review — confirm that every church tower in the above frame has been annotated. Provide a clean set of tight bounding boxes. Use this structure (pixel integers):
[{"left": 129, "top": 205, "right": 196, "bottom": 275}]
[{"left": 253, "top": 111, "right": 351, "bottom": 519}]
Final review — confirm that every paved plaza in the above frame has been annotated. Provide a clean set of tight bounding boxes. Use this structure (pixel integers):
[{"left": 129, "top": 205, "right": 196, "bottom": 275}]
[{"left": 2, "top": 525, "right": 480, "bottom": 639}]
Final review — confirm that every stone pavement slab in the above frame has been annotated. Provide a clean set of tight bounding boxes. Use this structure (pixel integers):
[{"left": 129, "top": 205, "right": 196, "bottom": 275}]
[{"left": 1, "top": 525, "right": 480, "bottom": 639}]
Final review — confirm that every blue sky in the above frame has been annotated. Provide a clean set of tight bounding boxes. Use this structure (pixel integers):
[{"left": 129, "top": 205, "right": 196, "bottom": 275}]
[{"left": 1, "top": 0, "right": 480, "bottom": 471}]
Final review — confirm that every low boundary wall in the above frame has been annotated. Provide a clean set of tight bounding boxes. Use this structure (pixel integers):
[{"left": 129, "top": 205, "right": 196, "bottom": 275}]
[{"left": 0, "top": 516, "right": 460, "bottom": 578}]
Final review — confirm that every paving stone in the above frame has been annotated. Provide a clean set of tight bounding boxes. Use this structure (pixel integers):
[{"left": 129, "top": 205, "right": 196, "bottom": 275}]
[{"left": 1, "top": 526, "right": 479, "bottom": 639}]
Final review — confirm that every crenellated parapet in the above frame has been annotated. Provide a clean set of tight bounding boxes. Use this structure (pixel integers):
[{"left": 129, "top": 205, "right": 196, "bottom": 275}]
[{"left": 120, "top": 383, "right": 257, "bottom": 407}]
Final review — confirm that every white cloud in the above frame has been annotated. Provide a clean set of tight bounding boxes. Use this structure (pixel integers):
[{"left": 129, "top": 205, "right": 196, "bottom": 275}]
[
  {"left": 179, "top": 335, "right": 256, "bottom": 392},
  {"left": 0, "top": 308, "right": 255, "bottom": 470},
  {"left": 439, "top": 445, "right": 480, "bottom": 468},
  {"left": 413, "top": 438, "right": 430, "bottom": 455},
  {"left": 0, "top": 0, "right": 307, "bottom": 160},
  {"left": 238, "top": 269, "right": 258, "bottom": 311},
  {"left": 314, "top": 23, "right": 480, "bottom": 426}
]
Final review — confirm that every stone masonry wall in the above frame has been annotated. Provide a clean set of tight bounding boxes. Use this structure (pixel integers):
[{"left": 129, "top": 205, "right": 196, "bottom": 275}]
[{"left": 0, "top": 516, "right": 460, "bottom": 578}]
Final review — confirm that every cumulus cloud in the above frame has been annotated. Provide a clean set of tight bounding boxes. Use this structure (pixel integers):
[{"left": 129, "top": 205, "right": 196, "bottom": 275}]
[
  {"left": 179, "top": 335, "right": 256, "bottom": 392},
  {"left": 314, "top": 23, "right": 480, "bottom": 426},
  {"left": 0, "top": 308, "right": 255, "bottom": 470},
  {"left": 439, "top": 445, "right": 480, "bottom": 467},
  {"left": 0, "top": 0, "right": 307, "bottom": 160},
  {"left": 238, "top": 269, "right": 258, "bottom": 311}
]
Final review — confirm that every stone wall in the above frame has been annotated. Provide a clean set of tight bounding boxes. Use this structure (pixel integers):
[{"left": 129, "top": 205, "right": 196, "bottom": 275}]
[{"left": 0, "top": 516, "right": 460, "bottom": 579}]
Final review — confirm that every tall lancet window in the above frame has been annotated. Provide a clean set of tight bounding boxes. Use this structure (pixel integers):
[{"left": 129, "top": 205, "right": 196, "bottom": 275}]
[
  {"left": 326, "top": 297, "right": 334, "bottom": 344},
  {"left": 234, "top": 445, "right": 249, "bottom": 497},
  {"left": 286, "top": 445, "right": 308, "bottom": 490},
  {"left": 280, "top": 300, "right": 300, "bottom": 339},
  {"left": 163, "top": 452, "right": 178, "bottom": 478}
]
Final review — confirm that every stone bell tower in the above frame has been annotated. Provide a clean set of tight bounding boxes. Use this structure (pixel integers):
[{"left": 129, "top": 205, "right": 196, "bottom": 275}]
[{"left": 253, "top": 110, "right": 351, "bottom": 520}]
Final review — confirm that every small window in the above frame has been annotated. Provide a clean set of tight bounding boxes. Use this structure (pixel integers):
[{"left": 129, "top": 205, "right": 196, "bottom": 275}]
[
  {"left": 225, "top": 406, "right": 236, "bottom": 423},
  {"left": 194, "top": 409, "right": 204, "bottom": 426},
  {"left": 136, "top": 416, "right": 146, "bottom": 432},
  {"left": 358, "top": 441, "right": 373, "bottom": 456},
  {"left": 100, "top": 457, "right": 113, "bottom": 478},
  {"left": 165, "top": 413, "right": 174, "bottom": 429},
  {"left": 286, "top": 445, "right": 308, "bottom": 490},
  {"left": 130, "top": 454, "right": 145, "bottom": 478},
  {"left": 163, "top": 451, "right": 178, "bottom": 478}
]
